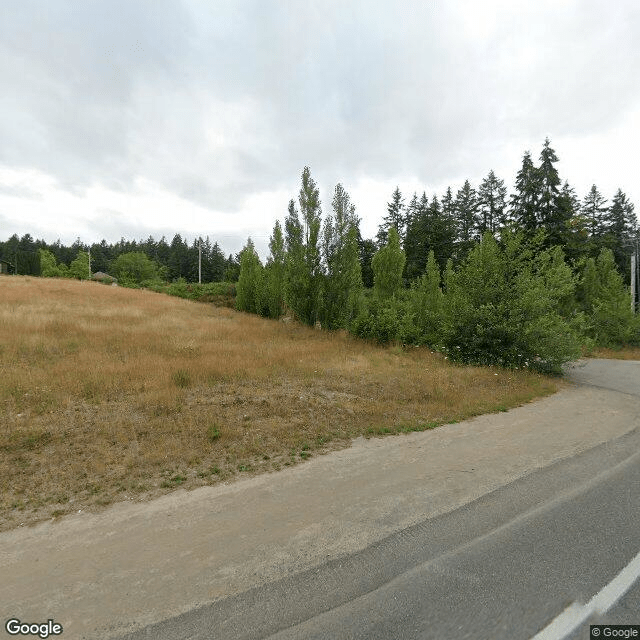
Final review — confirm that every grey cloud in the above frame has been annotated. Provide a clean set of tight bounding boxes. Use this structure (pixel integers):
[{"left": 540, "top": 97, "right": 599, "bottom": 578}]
[{"left": 1, "top": 0, "right": 639, "bottom": 225}]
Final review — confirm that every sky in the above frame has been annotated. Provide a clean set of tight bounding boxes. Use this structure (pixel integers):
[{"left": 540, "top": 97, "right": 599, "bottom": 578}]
[{"left": 0, "top": 0, "right": 639, "bottom": 259}]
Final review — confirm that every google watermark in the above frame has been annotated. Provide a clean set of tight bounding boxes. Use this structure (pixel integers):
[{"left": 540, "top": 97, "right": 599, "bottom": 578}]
[{"left": 5, "top": 619, "right": 63, "bottom": 638}]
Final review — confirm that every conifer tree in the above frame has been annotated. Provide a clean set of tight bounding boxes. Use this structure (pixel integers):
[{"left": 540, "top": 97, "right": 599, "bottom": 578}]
[
  {"left": 582, "top": 185, "right": 608, "bottom": 239},
  {"left": 376, "top": 186, "right": 406, "bottom": 246},
  {"left": 537, "top": 138, "right": 564, "bottom": 244},
  {"left": 510, "top": 151, "right": 541, "bottom": 235},
  {"left": 454, "top": 180, "right": 479, "bottom": 261},
  {"left": 478, "top": 170, "right": 508, "bottom": 235}
]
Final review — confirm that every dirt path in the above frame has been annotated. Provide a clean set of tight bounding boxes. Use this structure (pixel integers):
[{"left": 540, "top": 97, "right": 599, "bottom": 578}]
[{"left": 1, "top": 359, "right": 639, "bottom": 640}]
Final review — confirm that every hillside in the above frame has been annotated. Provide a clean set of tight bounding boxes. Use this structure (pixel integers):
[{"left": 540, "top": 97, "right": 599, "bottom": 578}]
[{"left": 0, "top": 277, "right": 558, "bottom": 530}]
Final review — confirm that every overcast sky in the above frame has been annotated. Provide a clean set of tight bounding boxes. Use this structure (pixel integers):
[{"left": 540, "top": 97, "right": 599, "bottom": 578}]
[{"left": 1, "top": 0, "right": 638, "bottom": 259}]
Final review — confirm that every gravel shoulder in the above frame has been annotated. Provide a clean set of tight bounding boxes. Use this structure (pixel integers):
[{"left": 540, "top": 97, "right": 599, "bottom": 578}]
[{"left": 1, "top": 359, "right": 639, "bottom": 640}]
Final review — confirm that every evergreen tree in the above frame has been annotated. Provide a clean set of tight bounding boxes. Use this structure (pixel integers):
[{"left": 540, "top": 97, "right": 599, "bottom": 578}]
[
  {"left": 376, "top": 186, "right": 406, "bottom": 246},
  {"left": 409, "top": 250, "right": 444, "bottom": 346},
  {"left": 357, "top": 233, "right": 376, "bottom": 289},
  {"left": 537, "top": 138, "right": 564, "bottom": 244},
  {"left": 559, "top": 181, "right": 589, "bottom": 263},
  {"left": 454, "top": 180, "right": 479, "bottom": 261},
  {"left": 582, "top": 185, "right": 608, "bottom": 239},
  {"left": 510, "top": 150, "right": 541, "bottom": 235},
  {"left": 372, "top": 227, "right": 405, "bottom": 300},
  {"left": 477, "top": 170, "right": 508, "bottom": 235},
  {"left": 602, "top": 189, "right": 637, "bottom": 278},
  {"left": 404, "top": 192, "right": 430, "bottom": 280}
]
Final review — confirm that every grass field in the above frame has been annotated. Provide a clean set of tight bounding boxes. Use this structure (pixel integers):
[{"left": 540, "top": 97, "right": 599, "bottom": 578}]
[{"left": 0, "top": 276, "right": 560, "bottom": 531}]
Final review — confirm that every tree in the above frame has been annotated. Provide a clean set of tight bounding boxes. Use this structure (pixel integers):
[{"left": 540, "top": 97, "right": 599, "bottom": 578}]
[
  {"left": 510, "top": 150, "right": 540, "bottom": 235},
  {"left": 376, "top": 186, "right": 406, "bottom": 246},
  {"left": 235, "top": 238, "right": 265, "bottom": 314},
  {"left": 321, "top": 183, "right": 363, "bottom": 329},
  {"left": 372, "top": 227, "right": 405, "bottom": 300},
  {"left": 403, "top": 192, "right": 430, "bottom": 280},
  {"left": 69, "top": 251, "right": 91, "bottom": 280},
  {"left": 454, "top": 180, "right": 479, "bottom": 261},
  {"left": 537, "top": 138, "right": 565, "bottom": 244},
  {"left": 409, "top": 250, "right": 444, "bottom": 346},
  {"left": 111, "top": 251, "right": 160, "bottom": 285},
  {"left": 577, "top": 249, "right": 639, "bottom": 346},
  {"left": 478, "top": 170, "right": 508, "bottom": 235},
  {"left": 264, "top": 220, "right": 286, "bottom": 318},
  {"left": 283, "top": 198, "right": 307, "bottom": 320},
  {"left": 357, "top": 233, "right": 376, "bottom": 289},
  {"left": 299, "top": 166, "right": 323, "bottom": 325},
  {"left": 582, "top": 185, "right": 608, "bottom": 239},
  {"left": 601, "top": 189, "right": 637, "bottom": 278},
  {"left": 39, "top": 249, "right": 67, "bottom": 277}
]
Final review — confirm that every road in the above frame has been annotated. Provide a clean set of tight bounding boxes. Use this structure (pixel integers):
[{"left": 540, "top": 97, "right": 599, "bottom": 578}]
[{"left": 1, "top": 359, "right": 639, "bottom": 639}]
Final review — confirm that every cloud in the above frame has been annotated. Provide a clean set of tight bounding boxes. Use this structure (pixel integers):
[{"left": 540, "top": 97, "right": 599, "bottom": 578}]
[{"left": 0, "top": 0, "right": 639, "bottom": 247}]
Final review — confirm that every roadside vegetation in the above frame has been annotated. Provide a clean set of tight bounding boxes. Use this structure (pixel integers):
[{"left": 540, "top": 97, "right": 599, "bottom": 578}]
[{"left": 0, "top": 277, "right": 558, "bottom": 531}]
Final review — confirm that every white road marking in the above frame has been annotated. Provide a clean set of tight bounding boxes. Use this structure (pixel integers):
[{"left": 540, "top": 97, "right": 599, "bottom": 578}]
[{"left": 530, "top": 548, "right": 640, "bottom": 640}]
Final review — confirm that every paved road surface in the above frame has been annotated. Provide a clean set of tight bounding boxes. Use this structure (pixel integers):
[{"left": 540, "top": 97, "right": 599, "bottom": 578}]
[{"left": 1, "top": 359, "right": 639, "bottom": 639}]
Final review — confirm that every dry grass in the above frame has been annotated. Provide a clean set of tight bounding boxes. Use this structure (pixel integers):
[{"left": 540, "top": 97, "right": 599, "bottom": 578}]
[
  {"left": 588, "top": 346, "right": 640, "bottom": 360},
  {"left": 0, "top": 276, "right": 559, "bottom": 531}
]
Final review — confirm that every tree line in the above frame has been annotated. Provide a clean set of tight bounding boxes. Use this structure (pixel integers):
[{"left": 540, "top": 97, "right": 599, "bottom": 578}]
[
  {"left": 0, "top": 233, "right": 240, "bottom": 283},
  {"left": 2, "top": 138, "right": 638, "bottom": 370},
  {"left": 235, "top": 141, "right": 639, "bottom": 371}
]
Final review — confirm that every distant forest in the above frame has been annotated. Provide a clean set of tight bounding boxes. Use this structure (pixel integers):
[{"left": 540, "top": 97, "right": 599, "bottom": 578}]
[{"left": 1, "top": 138, "right": 638, "bottom": 288}]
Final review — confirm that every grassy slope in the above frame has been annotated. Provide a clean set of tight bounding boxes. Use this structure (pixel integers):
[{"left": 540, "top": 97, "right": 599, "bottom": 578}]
[{"left": 0, "top": 277, "right": 559, "bottom": 531}]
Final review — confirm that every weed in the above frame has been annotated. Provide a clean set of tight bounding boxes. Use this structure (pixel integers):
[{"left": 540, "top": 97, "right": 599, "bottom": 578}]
[
  {"left": 207, "top": 424, "right": 221, "bottom": 442},
  {"left": 172, "top": 369, "right": 192, "bottom": 388}
]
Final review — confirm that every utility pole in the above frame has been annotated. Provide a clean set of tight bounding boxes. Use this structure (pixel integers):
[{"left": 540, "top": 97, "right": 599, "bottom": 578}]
[
  {"left": 198, "top": 239, "right": 202, "bottom": 284},
  {"left": 88, "top": 246, "right": 91, "bottom": 278}
]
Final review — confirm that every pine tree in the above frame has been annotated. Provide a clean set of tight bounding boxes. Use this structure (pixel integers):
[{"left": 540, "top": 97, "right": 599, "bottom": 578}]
[
  {"left": 376, "top": 186, "right": 406, "bottom": 246},
  {"left": 582, "top": 185, "right": 608, "bottom": 239},
  {"left": 478, "top": 170, "right": 508, "bottom": 235},
  {"left": 510, "top": 151, "right": 541, "bottom": 235},
  {"left": 454, "top": 180, "right": 479, "bottom": 261},
  {"left": 537, "top": 138, "right": 564, "bottom": 244},
  {"left": 602, "top": 189, "right": 637, "bottom": 278},
  {"left": 404, "top": 192, "right": 430, "bottom": 280}
]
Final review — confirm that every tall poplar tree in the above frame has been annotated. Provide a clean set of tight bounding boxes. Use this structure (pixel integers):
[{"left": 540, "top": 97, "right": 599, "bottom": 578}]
[
  {"left": 265, "top": 220, "right": 286, "bottom": 318},
  {"left": 321, "top": 183, "right": 363, "bottom": 329},
  {"left": 298, "top": 166, "right": 323, "bottom": 325}
]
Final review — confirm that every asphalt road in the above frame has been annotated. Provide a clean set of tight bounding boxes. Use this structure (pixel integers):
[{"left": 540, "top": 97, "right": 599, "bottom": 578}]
[{"left": 119, "top": 359, "right": 640, "bottom": 640}]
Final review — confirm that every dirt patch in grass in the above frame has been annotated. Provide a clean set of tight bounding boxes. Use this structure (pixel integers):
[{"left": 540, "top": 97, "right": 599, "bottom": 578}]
[{"left": 0, "top": 277, "right": 559, "bottom": 531}]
